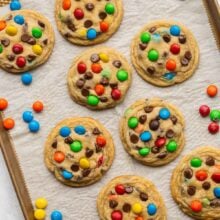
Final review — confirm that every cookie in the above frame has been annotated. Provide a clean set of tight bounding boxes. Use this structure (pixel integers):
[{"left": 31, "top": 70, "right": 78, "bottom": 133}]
[
  {"left": 97, "top": 175, "right": 167, "bottom": 220},
  {"left": 120, "top": 98, "right": 185, "bottom": 166},
  {"left": 131, "top": 20, "right": 199, "bottom": 87},
  {"left": 171, "top": 146, "right": 220, "bottom": 219},
  {"left": 44, "top": 117, "right": 114, "bottom": 187},
  {"left": 55, "top": 0, "right": 123, "bottom": 45},
  {"left": 0, "top": 10, "right": 55, "bottom": 73},
  {"left": 67, "top": 47, "right": 132, "bottom": 110}
]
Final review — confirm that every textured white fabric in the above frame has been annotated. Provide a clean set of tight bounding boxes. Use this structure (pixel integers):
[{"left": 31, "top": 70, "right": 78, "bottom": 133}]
[{"left": 0, "top": 0, "right": 220, "bottom": 219}]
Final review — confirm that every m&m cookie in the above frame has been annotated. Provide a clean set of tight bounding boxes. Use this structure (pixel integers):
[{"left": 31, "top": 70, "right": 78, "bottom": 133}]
[
  {"left": 44, "top": 117, "right": 114, "bottom": 186},
  {"left": 55, "top": 0, "right": 123, "bottom": 45},
  {"left": 171, "top": 146, "right": 220, "bottom": 219},
  {"left": 0, "top": 10, "right": 54, "bottom": 73},
  {"left": 120, "top": 98, "right": 185, "bottom": 166},
  {"left": 97, "top": 175, "right": 167, "bottom": 220},
  {"left": 131, "top": 20, "right": 199, "bottom": 87},
  {"left": 67, "top": 47, "right": 132, "bottom": 110}
]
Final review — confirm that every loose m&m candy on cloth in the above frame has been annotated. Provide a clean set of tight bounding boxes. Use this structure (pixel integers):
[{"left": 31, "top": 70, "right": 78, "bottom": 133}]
[{"left": 0, "top": 98, "right": 8, "bottom": 111}]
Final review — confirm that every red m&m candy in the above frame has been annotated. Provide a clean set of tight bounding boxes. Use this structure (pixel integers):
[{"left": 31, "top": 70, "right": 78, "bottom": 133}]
[
  {"left": 111, "top": 89, "right": 121, "bottom": 100},
  {"left": 96, "top": 136, "right": 106, "bottom": 147},
  {"left": 74, "top": 8, "right": 84, "bottom": 20},
  {"left": 100, "top": 21, "right": 109, "bottom": 32},
  {"left": 211, "top": 172, "right": 220, "bottom": 183},
  {"left": 199, "top": 105, "right": 210, "bottom": 117},
  {"left": 16, "top": 56, "right": 26, "bottom": 68},
  {"left": 195, "top": 170, "right": 208, "bottom": 181},
  {"left": 77, "top": 62, "right": 87, "bottom": 74},
  {"left": 155, "top": 137, "right": 166, "bottom": 148},
  {"left": 115, "top": 184, "right": 125, "bottom": 195},
  {"left": 12, "top": 43, "right": 23, "bottom": 54},
  {"left": 190, "top": 200, "right": 202, "bottom": 212},
  {"left": 170, "top": 43, "right": 180, "bottom": 55},
  {"left": 111, "top": 210, "right": 123, "bottom": 220},
  {"left": 208, "top": 122, "right": 219, "bottom": 134},
  {"left": 166, "top": 59, "right": 176, "bottom": 71}
]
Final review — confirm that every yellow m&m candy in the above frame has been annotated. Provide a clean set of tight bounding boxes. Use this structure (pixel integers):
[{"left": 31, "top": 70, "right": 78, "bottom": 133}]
[
  {"left": 32, "top": 45, "right": 43, "bottom": 55},
  {"left": 35, "top": 198, "right": 48, "bottom": 209},
  {"left": 34, "top": 209, "right": 46, "bottom": 220},
  {"left": 99, "top": 53, "right": 109, "bottom": 63},
  {"left": 79, "top": 158, "right": 90, "bottom": 169},
  {"left": 77, "top": 28, "right": 87, "bottom": 37},
  {"left": 6, "top": 25, "right": 17, "bottom": 36},
  {"left": 132, "top": 203, "right": 143, "bottom": 214}
]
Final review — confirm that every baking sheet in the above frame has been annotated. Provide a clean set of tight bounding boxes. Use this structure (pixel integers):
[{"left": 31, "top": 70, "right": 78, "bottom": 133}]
[{"left": 0, "top": 0, "right": 220, "bottom": 219}]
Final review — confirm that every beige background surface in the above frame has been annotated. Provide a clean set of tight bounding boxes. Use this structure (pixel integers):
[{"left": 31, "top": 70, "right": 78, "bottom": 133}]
[{"left": 0, "top": 0, "right": 220, "bottom": 219}]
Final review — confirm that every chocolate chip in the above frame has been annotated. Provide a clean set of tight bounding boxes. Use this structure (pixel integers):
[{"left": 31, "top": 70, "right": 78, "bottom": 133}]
[
  {"left": 1, "top": 38, "right": 10, "bottom": 47},
  {"left": 184, "top": 168, "right": 193, "bottom": 179},
  {"left": 110, "top": 83, "right": 118, "bottom": 89},
  {"left": 210, "top": 199, "right": 220, "bottom": 207},
  {"left": 100, "top": 97, "right": 108, "bottom": 102},
  {"left": 179, "top": 34, "right": 186, "bottom": 44},
  {"left": 64, "top": 136, "right": 73, "bottom": 144},
  {"left": 81, "top": 88, "right": 90, "bottom": 97},
  {"left": 85, "top": 3, "right": 94, "bottom": 11},
  {"left": 27, "top": 37, "right": 36, "bottom": 45},
  {"left": 170, "top": 115, "right": 177, "bottom": 125},
  {"left": 187, "top": 185, "right": 196, "bottom": 196},
  {"left": 140, "top": 192, "right": 148, "bottom": 201},
  {"left": 76, "top": 79, "right": 85, "bottom": 88},
  {"left": 67, "top": 23, "right": 76, "bottom": 32},
  {"left": 139, "top": 43, "right": 147, "bottom": 50},
  {"left": 64, "top": 33, "right": 71, "bottom": 38},
  {"left": 157, "top": 152, "right": 167, "bottom": 159},
  {"left": 184, "top": 51, "right": 192, "bottom": 60},
  {"left": 206, "top": 156, "right": 215, "bottom": 166},
  {"left": 149, "top": 26, "right": 157, "bottom": 33},
  {"left": 7, "top": 54, "right": 15, "bottom": 61},
  {"left": 109, "top": 200, "right": 118, "bottom": 209},
  {"left": 125, "top": 186, "right": 133, "bottom": 194},
  {"left": 99, "top": 12, "right": 107, "bottom": 20},
  {"left": 163, "top": 34, "right": 171, "bottom": 43},
  {"left": 130, "top": 134, "right": 139, "bottom": 144},
  {"left": 27, "top": 54, "right": 36, "bottom": 62},
  {"left": 96, "top": 145, "right": 102, "bottom": 153},
  {"left": 93, "top": 127, "right": 101, "bottom": 135},
  {"left": 42, "top": 39, "right": 48, "bottom": 45},
  {"left": 151, "top": 146, "right": 160, "bottom": 154},
  {"left": 147, "top": 66, "right": 155, "bottom": 74},
  {"left": 149, "top": 119, "right": 160, "bottom": 131},
  {"left": 84, "top": 20, "right": 93, "bottom": 28},
  {"left": 84, "top": 72, "right": 93, "bottom": 80},
  {"left": 139, "top": 115, "right": 147, "bottom": 124},
  {"left": 85, "top": 148, "right": 94, "bottom": 158},
  {"left": 166, "top": 129, "right": 174, "bottom": 138},
  {"left": 122, "top": 203, "right": 131, "bottom": 213},
  {"left": 181, "top": 57, "right": 189, "bottom": 66},
  {"left": 52, "top": 141, "right": 57, "bottom": 148},
  {"left": 21, "top": 34, "right": 31, "bottom": 42},
  {"left": 144, "top": 106, "right": 153, "bottom": 113},
  {"left": 90, "top": 54, "right": 100, "bottom": 63},
  {"left": 112, "top": 60, "right": 122, "bottom": 68},
  {"left": 82, "top": 169, "right": 91, "bottom": 177},
  {"left": 163, "top": 52, "right": 169, "bottom": 58},
  {"left": 202, "top": 181, "right": 211, "bottom": 190},
  {"left": 71, "top": 164, "right": 79, "bottom": 172},
  {"left": 38, "top": 20, "right": 45, "bottom": 28},
  {"left": 100, "top": 77, "right": 109, "bottom": 86}
]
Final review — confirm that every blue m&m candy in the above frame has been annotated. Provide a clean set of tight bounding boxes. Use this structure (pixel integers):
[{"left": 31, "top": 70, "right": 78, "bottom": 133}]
[
  {"left": 140, "top": 131, "right": 152, "bottom": 142},
  {"left": 159, "top": 108, "right": 170, "bottom": 120},
  {"left": 51, "top": 210, "right": 63, "bottom": 220},
  {"left": 21, "top": 72, "right": 32, "bottom": 85},
  {"left": 170, "top": 25, "right": 181, "bottom": 36},
  {"left": 87, "top": 28, "right": 97, "bottom": 40},
  {"left": 62, "top": 170, "right": 73, "bottom": 180},
  {"left": 28, "top": 120, "right": 40, "bottom": 133},
  {"left": 22, "top": 111, "right": 33, "bottom": 123},
  {"left": 74, "top": 125, "right": 86, "bottom": 135},
  {"left": 147, "top": 203, "right": 157, "bottom": 215},
  {"left": 163, "top": 72, "right": 175, "bottom": 80},
  {"left": 214, "top": 187, "right": 220, "bottom": 198},
  {"left": 10, "top": 0, "right": 22, "bottom": 11},
  {"left": 60, "top": 126, "right": 71, "bottom": 137},
  {"left": 14, "top": 15, "right": 24, "bottom": 25}
]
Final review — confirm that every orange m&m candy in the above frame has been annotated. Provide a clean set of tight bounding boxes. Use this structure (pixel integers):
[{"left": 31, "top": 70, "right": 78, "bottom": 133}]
[
  {"left": 33, "top": 101, "right": 44, "bottom": 113},
  {"left": 0, "top": 98, "right": 8, "bottom": 111},
  {"left": 190, "top": 200, "right": 202, "bottom": 212},
  {"left": 62, "top": 0, "right": 71, "bottom": 10},
  {"left": 195, "top": 170, "right": 208, "bottom": 181},
  {"left": 54, "top": 151, "right": 65, "bottom": 163},
  {"left": 0, "top": 21, "right": 6, "bottom": 31},
  {"left": 207, "top": 85, "right": 218, "bottom": 97},
  {"left": 91, "top": 63, "right": 102, "bottom": 73},
  {"left": 95, "top": 84, "right": 105, "bottom": 95},
  {"left": 96, "top": 136, "right": 106, "bottom": 147},
  {"left": 100, "top": 21, "right": 109, "bottom": 32},
  {"left": 166, "top": 59, "right": 176, "bottom": 71},
  {"left": 3, "top": 118, "right": 15, "bottom": 130}
]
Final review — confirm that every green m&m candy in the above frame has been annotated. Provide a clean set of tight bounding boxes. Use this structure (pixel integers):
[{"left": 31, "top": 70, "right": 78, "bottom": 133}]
[
  {"left": 87, "top": 95, "right": 99, "bottom": 106},
  {"left": 190, "top": 157, "right": 202, "bottom": 167},
  {"left": 128, "top": 117, "right": 138, "bottom": 129},
  {"left": 140, "top": 32, "right": 151, "bottom": 44},
  {"left": 105, "top": 3, "right": 115, "bottom": 14},
  {"left": 0, "top": 45, "right": 3, "bottom": 53},
  {"left": 70, "top": 141, "right": 82, "bottom": 152},
  {"left": 32, "top": 27, "right": 42, "bottom": 39},
  {"left": 166, "top": 140, "right": 177, "bottom": 152},
  {"left": 148, "top": 49, "right": 159, "bottom": 61},
  {"left": 139, "top": 147, "right": 150, "bottom": 156},
  {"left": 210, "top": 110, "right": 220, "bottom": 122},
  {"left": 117, "top": 70, "right": 128, "bottom": 82}
]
